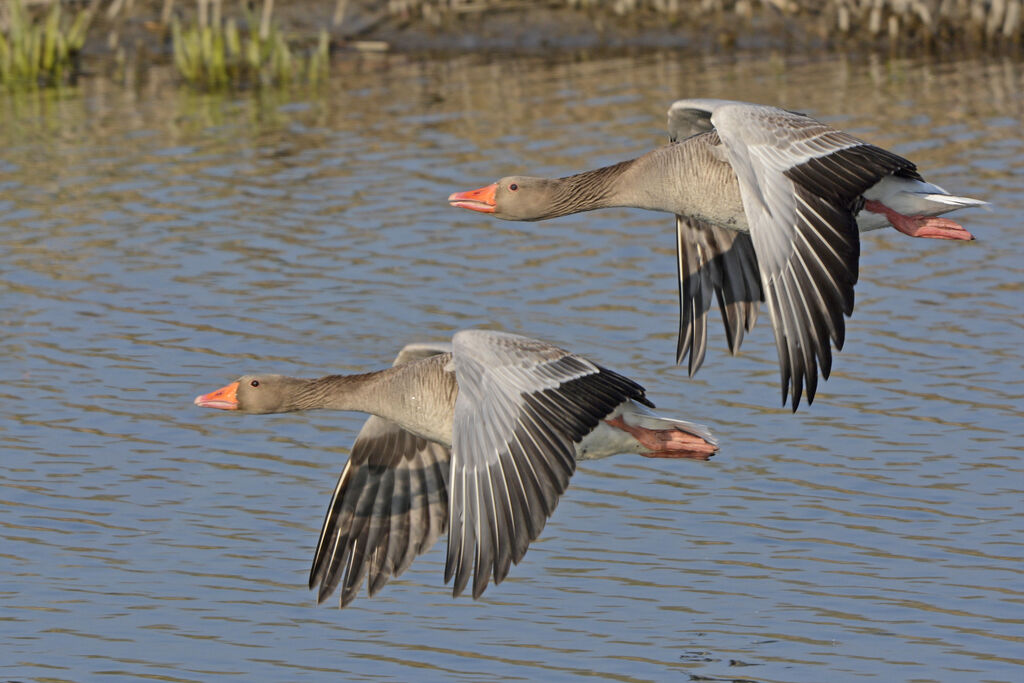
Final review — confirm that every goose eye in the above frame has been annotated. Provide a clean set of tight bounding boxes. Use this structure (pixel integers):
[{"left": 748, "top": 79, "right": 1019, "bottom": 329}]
[
  {"left": 508, "top": 183, "right": 518, "bottom": 191},
  {"left": 250, "top": 380, "right": 260, "bottom": 388}
]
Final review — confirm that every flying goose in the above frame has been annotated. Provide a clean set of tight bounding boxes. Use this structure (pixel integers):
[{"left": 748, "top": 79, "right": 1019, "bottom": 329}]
[
  {"left": 194, "top": 329, "right": 717, "bottom": 606},
  {"left": 448, "top": 99, "right": 984, "bottom": 410}
]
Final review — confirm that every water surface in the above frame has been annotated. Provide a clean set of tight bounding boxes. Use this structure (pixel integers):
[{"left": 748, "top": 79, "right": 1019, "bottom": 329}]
[{"left": 2, "top": 51, "right": 1022, "bottom": 682}]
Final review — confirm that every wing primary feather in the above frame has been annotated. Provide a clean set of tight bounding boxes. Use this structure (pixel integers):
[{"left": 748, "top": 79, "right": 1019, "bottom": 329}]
[
  {"left": 361, "top": 465, "right": 394, "bottom": 577},
  {"left": 488, "top": 453, "right": 517, "bottom": 584},
  {"left": 339, "top": 472, "right": 383, "bottom": 605},
  {"left": 784, "top": 265, "right": 819, "bottom": 406},
  {"left": 774, "top": 272, "right": 806, "bottom": 411},
  {"left": 503, "top": 428, "right": 549, "bottom": 538},
  {"left": 446, "top": 467, "right": 472, "bottom": 595},
  {"left": 310, "top": 462, "right": 369, "bottom": 597},
  {"left": 765, "top": 284, "right": 794, "bottom": 407},
  {"left": 471, "top": 465, "right": 494, "bottom": 599},
  {"left": 676, "top": 216, "right": 765, "bottom": 368},
  {"left": 513, "top": 408, "right": 569, "bottom": 511},
  {"left": 309, "top": 462, "right": 354, "bottom": 589},
  {"left": 446, "top": 330, "right": 672, "bottom": 599},
  {"left": 405, "top": 454, "right": 432, "bottom": 566},
  {"left": 501, "top": 450, "right": 535, "bottom": 565},
  {"left": 368, "top": 464, "right": 407, "bottom": 593},
  {"left": 789, "top": 243, "right": 836, "bottom": 377}
]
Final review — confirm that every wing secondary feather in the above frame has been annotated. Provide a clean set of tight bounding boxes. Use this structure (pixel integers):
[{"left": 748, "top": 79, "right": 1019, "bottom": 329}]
[
  {"left": 309, "top": 342, "right": 452, "bottom": 607},
  {"left": 675, "top": 215, "right": 762, "bottom": 375}
]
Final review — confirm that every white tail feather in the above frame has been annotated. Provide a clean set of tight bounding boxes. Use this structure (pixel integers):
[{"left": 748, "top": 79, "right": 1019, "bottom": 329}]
[
  {"left": 919, "top": 193, "right": 989, "bottom": 208},
  {"left": 858, "top": 176, "right": 987, "bottom": 232}
]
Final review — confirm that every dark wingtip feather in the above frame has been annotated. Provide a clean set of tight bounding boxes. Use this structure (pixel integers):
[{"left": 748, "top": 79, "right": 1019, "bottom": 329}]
[
  {"left": 791, "top": 372, "right": 803, "bottom": 411},
  {"left": 676, "top": 217, "right": 763, "bottom": 379},
  {"left": 675, "top": 335, "right": 687, "bottom": 366},
  {"left": 446, "top": 352, "right": 660, "bottom": 601},
  {"left": 310, "top": 424, "right": 451, "bottom": 609},
  {"left": 450, "top": 564, "right": 471, "bottom": 598},
  {"left": 471, "top": 565, "right": 490, "bottom": 599},
  {"left": 805, "top": 367, "right": 818, "bottom": 405}
]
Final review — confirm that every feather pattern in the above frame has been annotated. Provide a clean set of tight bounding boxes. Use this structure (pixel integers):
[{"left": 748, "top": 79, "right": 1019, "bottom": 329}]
[
  {"left": 675, "top": 215, "right": 762, "bottom": 375},
  {"left": 308, "top": 343, "right": 451, "bottom": 607},
  {"left": 450, "top": 100, "right": 982, "bottom": 411},
  {"left": 671, "top": 99, "right": 920, "bottom": 409},
  {"left": 197, "top": 331, "right": 717, "bottom": 607},
  {"left": 445, "top": 330, "right": 651, "bottom": 598}
]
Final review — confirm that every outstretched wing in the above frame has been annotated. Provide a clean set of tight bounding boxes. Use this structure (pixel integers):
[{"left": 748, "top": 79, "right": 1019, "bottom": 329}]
[
  {"left": 670, "top": 99, "right": 918, "bottom": 409},
  {"left": 309, "top": 342, "right": 452, "bottom": 607},
  {"left": 675, "top": 215, "right": 762, "bottom": 375},
  {"left": 445, "top": 330, "right": 651, "bottom": 599}
]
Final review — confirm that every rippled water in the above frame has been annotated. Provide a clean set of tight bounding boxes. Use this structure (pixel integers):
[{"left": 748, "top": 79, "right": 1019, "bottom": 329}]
[{"left": 2, "top": 51, "right": 1022, "bottom": 681}]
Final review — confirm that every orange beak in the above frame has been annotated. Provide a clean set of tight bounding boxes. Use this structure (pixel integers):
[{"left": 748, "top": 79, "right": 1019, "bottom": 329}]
[
  {"left": 448, "top": 183, "right": 497, "bottom": 213},
  {"left": 194, "top": 381, "right": 239, "bottom": 410}
]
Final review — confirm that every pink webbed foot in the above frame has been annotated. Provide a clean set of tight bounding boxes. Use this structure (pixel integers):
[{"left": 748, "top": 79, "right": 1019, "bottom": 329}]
[
  {"left": 864, "top": 200, "right": 975, "bottom": 241},
  {"left": 605, "top": 417, "right": 717, "bottom": 461}
]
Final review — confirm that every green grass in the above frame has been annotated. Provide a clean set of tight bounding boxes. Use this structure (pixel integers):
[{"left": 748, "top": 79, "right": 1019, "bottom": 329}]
[
  {"left": 172, "top": 13, "right": 329, "bottom": 90},
  {"left": 0, "top": 0, "right": 93, "bottom": 90}
]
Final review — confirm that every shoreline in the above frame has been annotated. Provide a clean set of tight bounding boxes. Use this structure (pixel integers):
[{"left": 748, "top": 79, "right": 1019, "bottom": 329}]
[
  {"left": 2, "top": 1, "right": 1018, "bottom": 92},
  {"left": 78, "top": 1, "right": 1024, "bottom": 60}
]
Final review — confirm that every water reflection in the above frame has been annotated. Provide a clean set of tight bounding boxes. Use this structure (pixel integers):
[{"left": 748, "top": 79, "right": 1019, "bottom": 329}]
[{"left": 1, "top": 50, "right": 1022, "bottom": 681}]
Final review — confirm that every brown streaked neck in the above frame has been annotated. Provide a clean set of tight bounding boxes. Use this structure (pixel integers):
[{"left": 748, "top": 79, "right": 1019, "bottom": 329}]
[
  {"left": 291, "top": 371, "right": 390, "bottom": 413},
  {"left": 542, "top": 158, "right": 640, "bottom": 219},
  {"left": 543, "top": 144, "right": 697, "bottom": 219},
  {"left": 297, "top": 354, "right": 457, "bottom": 445}
]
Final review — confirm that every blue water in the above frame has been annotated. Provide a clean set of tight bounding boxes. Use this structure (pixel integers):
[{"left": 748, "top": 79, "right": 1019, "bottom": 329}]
[{"left": 2, "top": 51, "right": 1022, "bottom": 681}]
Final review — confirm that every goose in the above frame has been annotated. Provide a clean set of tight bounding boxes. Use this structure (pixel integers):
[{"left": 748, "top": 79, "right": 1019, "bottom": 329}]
[
  {"left": 448, "top": 99, "right": 985, "bottom": 410},
  {"left": 194, "top": 329, "right": 718, "bottom": 607}
]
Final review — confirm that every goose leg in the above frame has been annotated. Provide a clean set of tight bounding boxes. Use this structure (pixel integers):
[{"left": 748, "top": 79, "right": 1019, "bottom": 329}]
[
  {"left": 604, "top": 417, "right": 717, "bottom": 460},
  {"left": 864, "top": 200, "right": 975, "bottom": 241}
]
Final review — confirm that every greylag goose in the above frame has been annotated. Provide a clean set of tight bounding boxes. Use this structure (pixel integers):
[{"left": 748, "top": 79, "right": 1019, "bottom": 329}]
[
  {"left": 448, "top": 99, "right": 985, "bottom": 410},
  {"left": 194, "top": 329, "right": 717, "bottom": 606}
]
